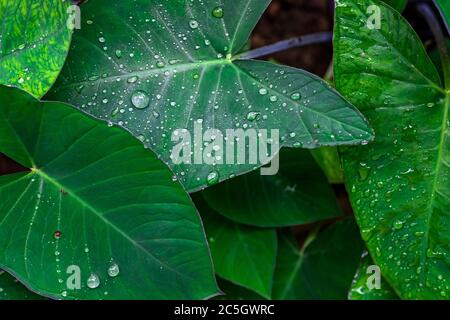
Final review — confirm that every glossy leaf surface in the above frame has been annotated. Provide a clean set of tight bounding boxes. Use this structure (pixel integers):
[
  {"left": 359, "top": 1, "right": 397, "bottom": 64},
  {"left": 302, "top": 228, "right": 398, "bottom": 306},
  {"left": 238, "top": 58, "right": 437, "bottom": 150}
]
[{"left": 0, "top": 86, "right": 217, "bottom": 299}]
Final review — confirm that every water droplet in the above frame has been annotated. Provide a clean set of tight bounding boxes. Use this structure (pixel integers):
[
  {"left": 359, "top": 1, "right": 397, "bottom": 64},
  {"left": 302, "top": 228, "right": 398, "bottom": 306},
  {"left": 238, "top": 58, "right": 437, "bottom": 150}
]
[
  {"left": 115, "top": 49, "right": 122, "bottom": 59},
  {"left": 189, "top": 20, "right": 199, "bottom": 29},
  {"left": 54, "top": 231, "right": 62, "bottom": 240},
  {"left": 246, "top": 111, "right": 260, "bottom": 121},
  {"left": 107, "top": 263, "right": 120, "bottom": 277},
  {"left": 291, "top": 93, "right": 301, "bottom": 100},
  {"left": 87, "top": 274, "right": 100, "bottom": 289},
  {"left": 156, "top": 61, "right": 165, "bottom": 68},
  {"left": 131, "top": 90, "right": 150, "bottom": 109},
  {"left": 269, "top": 95, "right": 278, "bottom": 102},
  {"left": 98, "top": 36, "right": 106, "bottom": 43},
  {"left": 259, "top": 88, "right": 268, "bottom": 95},
  {"left": 212, "top": 7, "right": 224, "bottom": 18},
  {"left": 206, "top": 171, "right": 220, "bottom": 186},
  {"left": 127, "top": 76, "right": 138, "bottom": 83},
  {"left": 393, "top": 220, "right": 404, "bottom": 230}
]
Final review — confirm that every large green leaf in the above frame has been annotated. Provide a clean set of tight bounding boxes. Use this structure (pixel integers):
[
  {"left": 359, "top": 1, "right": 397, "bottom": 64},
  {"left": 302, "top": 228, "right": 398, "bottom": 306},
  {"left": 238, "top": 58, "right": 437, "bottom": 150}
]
[
  {"left": 0, "top": 85, "right": 217, "bottom": 299},
  {"left": 349, "top": 252, "right": 398, "bottom": 300},
  {"left": 273, "top": 219, "right": 364, "bottom": 300},
  {"left": 334, "top": 0, "right": 450, "bottom": 299},
  {"left": 215, "top": 278, "right": 264, "bottom": 300},
  {"left": 0, "top": 0, "right": 72, "bottom": 98},
  {"left": 196, "top": 197, "right": 277, "bottom": 298},
  {"left": 47, "top": 0, "right": 373, "bottom": 192},
  {"left": 0, "top": 270, "right": 43, "bottom": 300},
  {"left": 201, "top": 148, "right": 341, "bottom": 227}
]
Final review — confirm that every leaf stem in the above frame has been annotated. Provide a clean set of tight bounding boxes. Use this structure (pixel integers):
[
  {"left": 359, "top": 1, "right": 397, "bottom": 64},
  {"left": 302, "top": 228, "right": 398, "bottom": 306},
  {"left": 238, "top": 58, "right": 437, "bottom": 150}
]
[
  {"left": 418, "top": 3, "right": 450, "bottom": 89},
  {"left": 235, "top": 32, "right": 332, "bottom": 60}
]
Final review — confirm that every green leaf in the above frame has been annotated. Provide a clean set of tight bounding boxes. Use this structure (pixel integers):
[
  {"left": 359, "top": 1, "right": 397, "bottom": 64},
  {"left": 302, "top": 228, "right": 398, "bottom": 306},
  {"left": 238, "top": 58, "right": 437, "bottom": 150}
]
[
  {"left": 273, "top": 219, "right": 364, "bottom": 300},
  {"left": 196, "top": 197, "right": 277, "bottom": 299},
  {"left": 201, "top": 148, "right": 341, "bottom": 227},
  {"left": 47, "top": 0, "right": 373, "bottom": 192},
  {"left": 0, "top": 0, "right": 72, "bottom": 98},
  {"left": 334, "top": 0, "right": 449, "bottom": 299},
  {"left": 435, "top": 0, "right": 450, "bottom": 31},
  {"left": 349, "top": 252, "right": 399, "bottom": 300},
  {"left": 382, "top": 0, "right": 407, "bottom": 12},
  {"left": 0, "top": 85, "right": 217, "bottom": 300},
  {"left": 0, "top": 270, "right": 44, "bottom": 300},
  {"left": 215, "top": 278, "right": 265, "bottom": 300}
]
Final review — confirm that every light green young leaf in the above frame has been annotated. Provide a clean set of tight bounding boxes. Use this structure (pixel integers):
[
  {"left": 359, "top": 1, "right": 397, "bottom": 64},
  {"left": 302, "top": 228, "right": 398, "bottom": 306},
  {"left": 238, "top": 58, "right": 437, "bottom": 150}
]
[
  {"left": 273, "top": 219, "right": 364, "bottom": 300},
  {"left": 201, "top": 148, "right": 341, "bottom": 227},
  {"left": 349, "top": 252, "right": 399, "bottom": 300},
  {"left": 47, "top": 0, "right": 372, "bottom": 192},
  {"left": 334, "top": 0, "right": 449, "bottom": 299},
  {"left": 0, "top": 0, "right": 72, "bottom": 98},
  {"left": 0, "top": 270, "right": 44, "bottom": 300},
  {"left": 196, "top": 197, "right": 277, "bottom": 299},
  {"left": 0, "top": 85, "right": 217, "bottom": 300}
]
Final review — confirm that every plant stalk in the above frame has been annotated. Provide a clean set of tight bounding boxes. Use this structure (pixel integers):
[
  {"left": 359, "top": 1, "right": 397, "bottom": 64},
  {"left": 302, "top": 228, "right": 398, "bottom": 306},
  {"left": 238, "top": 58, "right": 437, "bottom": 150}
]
[{"left": 235, "top": 32, "right": 332, "bottom": 60}]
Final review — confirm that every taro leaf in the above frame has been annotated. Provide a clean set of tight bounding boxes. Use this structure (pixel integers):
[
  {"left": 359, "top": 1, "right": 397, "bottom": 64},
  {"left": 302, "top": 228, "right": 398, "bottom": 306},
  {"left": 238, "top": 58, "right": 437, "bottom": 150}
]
[
  {"left": 273, "top": 219, "right": 364, "bottom": 300},
  {"left": 0, "top": 270, "right": 43, "bottom": 300},
  {"left": 349, "top": 252, "right": 398, "bottom": 300},
  {"left": 0, "top": 0, "right": 72, "bottom": 98},
  {"left": 201, "top": 148, "right": 341, "bottom": 227},
  {"left": 334, "top": 0, "right": 450, "bottom": 299},
  {"left": 429, "top": 40, "right": 450, "bottom": 83},
  {"left": 0, "top": 85, "right": 217, "bottom": 299},
  {"left": 382, "top": 0, "right": 407, "bottom": 12},
  {"left": 435, "top": 0, "right": 450, "bottom": 32},
  {"left": 47, "top": 0, "right": 373, "bottom": 192},
  {"left": 196, "top": 197, "right": 277, "bottom": 299},
  {"left": 215, "top": 278, "right": 265, "bottom": 300}
]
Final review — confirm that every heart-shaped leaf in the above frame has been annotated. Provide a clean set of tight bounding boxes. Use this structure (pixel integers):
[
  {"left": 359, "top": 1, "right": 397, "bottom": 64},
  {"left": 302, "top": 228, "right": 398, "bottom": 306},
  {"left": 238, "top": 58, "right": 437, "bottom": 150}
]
[
  {"left": 196, "top": 197, "right": 277, "bottom": 299},
  {"left": 215, "top": 278, "right": 264, "bottom": 300},
  {"left": 0, "top": 270, "right": 43, "bottom": 300},
  {"left": 334, "top": 0, "right": 449, "bottom": 299},
  {"left": 47, "top": 0, "right": 373, "bottom": 192},
  {"left": 0, "top": 0, "right": 72, "bottom": 98},
  {"left": 349, "top": 252, "right": 398, "bottom": 300},
  {"left": 0, "top": 85, "right": 217, "bottom": 299},
  {"left": 273, "top": 219, "right": 364, "bottom": 300},
  {"left": 201, "top": 148, "right": 341, "bottom": 227}
]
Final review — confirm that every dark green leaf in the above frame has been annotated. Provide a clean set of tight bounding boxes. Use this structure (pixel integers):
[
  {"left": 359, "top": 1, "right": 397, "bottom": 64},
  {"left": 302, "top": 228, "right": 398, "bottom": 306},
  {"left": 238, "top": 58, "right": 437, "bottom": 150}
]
[
  {"left": 202, "top": 148, "right": 341, "bottom": 227},
  {"left": 0, "top": 0, "right": 72, "bottom": 98},
  {"left": 0, "top": 270, "right": 44, "bottom": 300},
  {"left": 0, "top": 85, "right": 217, "bottom": 299},
  {"left": 215, "top": 278, "right": 265, "bottom": 300},
  {"left": 273, "top": 219, "right": 364, "bottom": 300},
  {"left": 334, "top": 0, "right": 449, "bottom": 299},
  {"left": 197, "top": 197, "right": 277, "bottom": 299},
  {"left": 349, "top": 252, "right": 399, "bottom": 300},
  {"left": 47, "top": 0, "right": 373, "bottom": 192}
]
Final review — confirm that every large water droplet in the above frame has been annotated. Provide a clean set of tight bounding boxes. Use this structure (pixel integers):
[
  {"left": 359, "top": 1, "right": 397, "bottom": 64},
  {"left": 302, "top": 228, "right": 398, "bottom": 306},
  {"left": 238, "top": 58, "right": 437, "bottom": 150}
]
[
  {"left": 131, "top": 90, "right": 150, "bottom": 109},
  {"left": 87, "top": 274, "right": 100, "bottom": 289},
  {"left": 291, "top": 92, "right": 301, "bottom": 101},
  {"left": 212, "top": 7, "right": 224, "bottom": 18},
  {"left": 107, "top": 263, "right": 120, "bottom": 277},
  {"left": 189, "top": 20, "right": 199, "bottom": 29},
  {"left": 246, "top": 111, "right": 260, "bottom": 121}
]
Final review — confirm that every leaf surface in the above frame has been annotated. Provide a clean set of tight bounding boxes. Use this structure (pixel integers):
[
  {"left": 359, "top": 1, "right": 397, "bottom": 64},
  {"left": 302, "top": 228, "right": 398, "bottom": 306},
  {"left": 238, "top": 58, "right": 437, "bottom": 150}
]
[
  {"left": 0, "top": 85, "right": 217, "bottom": 299},
  {"left": 197, "top": 198, "right": 277, "bottom": 298},
  {"left": 0, "top": 0, "right": 72, "bottom": 98},
  {"left": 334, "top": 0, "right": 450, "bottom": 299},
  {"left": 201, "top": 148, "right": 341, "bottom": 227},
  {"left": 47, "top": 0, "right": 372, "bottom": 192},
  {"left": 273, "top": 219, "right": 364, "bottom": 300},
  {"left": 0, "top": 270, "right": 43, "bottom": 300}
]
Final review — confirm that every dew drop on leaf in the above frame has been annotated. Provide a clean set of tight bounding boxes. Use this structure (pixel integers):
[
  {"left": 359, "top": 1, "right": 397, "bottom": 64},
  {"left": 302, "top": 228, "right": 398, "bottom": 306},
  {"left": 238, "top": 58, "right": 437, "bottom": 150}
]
[
  {"left": 107, "top": 263, "right": 120, "bottom": 277},
  {"left": 212, "top": 7, "right": 224, "bottom": 18},
  {"left": 206, "top": 171, "right": 220, "bottom": 186},
  {"left": 189, "top": 20, "right": 199, "bottom": 29},
  {"left": 246, "top": 111, "right": 260, "bottom": 121},
  {"left": 131, "top": 90, "right": 150, "bottom": 109},
  {"left": 87, "top": 274, "right": 100, "bottom": 289},
  {"left": 290, "top": 92, "right": 301, "bottom": 100}
]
